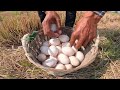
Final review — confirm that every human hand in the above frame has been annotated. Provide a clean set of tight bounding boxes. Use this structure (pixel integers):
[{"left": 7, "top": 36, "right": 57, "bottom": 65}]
[
  {"left": 42, "top": 11, "right": 62, "bottom": 37},
  {"left": 70, "top": 11, "right": 102, "bottom": 49}
]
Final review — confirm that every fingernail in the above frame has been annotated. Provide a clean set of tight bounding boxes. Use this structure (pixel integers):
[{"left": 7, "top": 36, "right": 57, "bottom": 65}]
[
  {"left": 55, "top": 33, "right": 59, "bottom": 37},
  {"left": 58, "top": 30, "right": 62, "bottom": 34}
]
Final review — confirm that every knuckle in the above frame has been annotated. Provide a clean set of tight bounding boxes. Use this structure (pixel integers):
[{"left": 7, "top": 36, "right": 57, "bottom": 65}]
[{"left": 72, "top": 32, "right": 76, "bottom": 36}]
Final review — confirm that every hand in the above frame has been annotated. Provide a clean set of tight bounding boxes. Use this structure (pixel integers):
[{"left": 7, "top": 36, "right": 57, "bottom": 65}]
[
  {"left": 42, "top": 11, "right": 61, "bottom": 37},
  {"left": 70, "top": 11, "right": 102, "bottom": 49}
]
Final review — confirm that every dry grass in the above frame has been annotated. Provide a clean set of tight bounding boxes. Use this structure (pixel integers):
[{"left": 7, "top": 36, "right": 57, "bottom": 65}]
[
  {"left": 0, "top": 11, "right": 41, "bottom": 47},
  {"left": 0, "top": 11, "right": 120, "bottom": 79}
]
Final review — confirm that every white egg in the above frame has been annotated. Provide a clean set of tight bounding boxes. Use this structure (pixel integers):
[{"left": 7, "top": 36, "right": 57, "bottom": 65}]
[
  {"left": 43, "top": 41, "right": 50, "bottom": 46},
  {"left": 49, "top": 56, "right": 58, "bottom": 61},
  {"left": 42, "top": 58, "right": 57, "bottom": 68},
  {"left": 40, "top": 46, "right": 49, "bottom": 55},
  {"left": 48, "top": 45, "right": 59, "bottom": 57},
  {"left": 62, "top": 42, "right": 71, "bottom": 48},
  {"left": 72, "top": 46, "right": 78, "bottom": 53},
  {"left": 49, "top": 38, "right": 60, "bottom": 46},
  {"left": 65, "top": 64, "right": 73, "bottom": 70},
  {"left": 62, "top": 47, "right": 75, "bottom": 56},
  {"left": 51, "top": 24, "right": 57, "bottom": 32},
  {"left": 55, "top": 63, "right": 66, "bottom": 70},
  {"left": 59, "top": 35, "right": 69, "bottom": 43},
  {"left": 37, "top": 53, "right": 46, "bottom": 62},
  {"left": 56, "top": 46, "right": 62, "bottom": 53},
  {"left": 69, "top": 56, "right": 80, "bottom": 67},
  {"left": 75, "top": 51, "right": 84, "bottom": 62},
  {"left": 58, "top": 53, "right": 70, "bottom": 64}
]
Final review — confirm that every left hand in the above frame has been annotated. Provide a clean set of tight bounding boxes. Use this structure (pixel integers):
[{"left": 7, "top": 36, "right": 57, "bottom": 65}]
[{"left": 70, "top": 11, "right": 102, "bottom": 49}]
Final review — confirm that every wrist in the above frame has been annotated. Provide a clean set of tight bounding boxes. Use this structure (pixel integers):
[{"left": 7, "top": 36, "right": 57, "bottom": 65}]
[
  {"left": 45, "top": 11, "right": 55, "bottom": 14},
  {"left": 83, "top": 11, "right": 102, "bottom": 24}
]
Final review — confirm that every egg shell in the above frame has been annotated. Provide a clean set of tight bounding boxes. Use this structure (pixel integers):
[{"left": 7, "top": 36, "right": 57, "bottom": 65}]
[
  {"left": 65, "top": 64, "right": 73, "bottom": 70},
  {"left": 58, "top": 53, "right": 70, "bottom": 64},
  {"left": 48, "top": 45, "right": 59, "bottom": 57},
  {"left": 37, "top": 53, "right": 46, "bottom": 62},
  {"left": 72, "top": 46, "right": 78, "bottom": 53},
  {"left": 69, "top": 56, "right": 80, "bottom": 66},
  {"left": 49, "top": 56, "right": 58, "bottom": 61},
  {"left": 40, "top": 46, "right": 49, "bottom": 55},
  {"left": 55, "top": 63, "right": 66, "bottom": 70},
  {"left": 76, "top": 51, "right": 84, "bottom": 62},
  {"left": 43, "top": 41, "right": 50, "bottom": 46},
  {"left": 56, "top": 46, "right": 62, "bottom": 53},
  {"left": 49, "top": 38, "right": 60, "bottom": 46},
  {"left": 62, "top": 47, "right": 75, "bottom": 56},
  {"left": 42, "top": 58, "right": 57, "bottom": 68},
  {"left": 51, "top": 24, "right": 57, "bottom": 32},
  {"left": 59, "top": 35, "right": 69, "bottom": 43},
  {"left": 62, "top": 42, "right": 71, "bottom": 48}
]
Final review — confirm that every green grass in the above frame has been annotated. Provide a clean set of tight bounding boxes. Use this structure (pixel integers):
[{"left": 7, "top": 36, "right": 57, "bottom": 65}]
[
  {"left": 0, "top": 11, "right": 120, "bottom": 79},
  {"left": 100, "top": 30, "right": 120, "bottom": 60}
]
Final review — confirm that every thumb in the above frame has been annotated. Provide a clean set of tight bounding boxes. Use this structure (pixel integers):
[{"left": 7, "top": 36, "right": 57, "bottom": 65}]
[
  {"left": 56, "top": 18, "right": 62, "bottom": 35},
  {"left": 55, "top": 16, "right": 61, "bottom": 29}
]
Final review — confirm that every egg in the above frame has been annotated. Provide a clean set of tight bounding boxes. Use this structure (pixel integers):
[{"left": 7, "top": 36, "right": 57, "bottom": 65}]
[
  {"left": 37, "top": 53, "right": 46, "bottom": 62},
  {"left": 65, "top": 64, "right": 73, "bottom": 70},
  {"left": 58, "top": 53, "right": 70, "bottom": 64},
  {"left": 55, "top": 63, "right": 66, "bottom": 70},
  {"left": 75, "top": 51, "right": 84, "bottom": 62},
  {"left": 48, "top": 45, "right": 59, "bottom": 57},
  {"left": 69, "top": 56, "right": 80, "bottom": 66},
  {"left": 49, "top": 56, "right": 58, "bottom": 61},
  {"left": 62, "top": 47, "right": 75, "bottom": 56},
  {"left": 43, "top": 41, "right": 50, "bottom": 46},
  {"left": 51, "top": 24, "right": 57, "bottom": 32},
  {"left": 62, "top": 42, "right": 71, "bottom": 47},
  {"left": 59, "top": 35, "right": 69, "bottom": 43},
  {"left": 56, "top": 46, "right": 62, "bottom": 53},
  {"left": 72, "top": 46, "right": 78, "bottom": 53},
  {"left": 42, "top": 58, "right": 57, "bottom": 68},
  {"left": 49, "top": 38, "right": 60, "bottom": 46},
  {"left": 40, "top": 46, "right": 49, "bottom": 55}
]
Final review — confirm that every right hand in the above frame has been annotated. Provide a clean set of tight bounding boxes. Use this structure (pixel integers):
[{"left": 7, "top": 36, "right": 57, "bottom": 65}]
[{"left": 42, "top": 11, "right": 62, "bottom": 37}]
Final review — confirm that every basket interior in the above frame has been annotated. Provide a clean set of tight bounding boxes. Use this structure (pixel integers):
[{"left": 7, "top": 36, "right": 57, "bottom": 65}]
[{"left": 27, "top": 27, "right": 95, "bottom": 71}]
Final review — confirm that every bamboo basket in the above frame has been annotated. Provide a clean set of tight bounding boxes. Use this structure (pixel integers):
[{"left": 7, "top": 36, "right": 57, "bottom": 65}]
[{"left": 21, "top": 27, "right": 100, "bottom": 76}]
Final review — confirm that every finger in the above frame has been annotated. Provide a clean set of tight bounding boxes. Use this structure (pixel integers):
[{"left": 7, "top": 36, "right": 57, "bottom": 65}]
[
  {"left": 55, "top": 17, "right": 61, "bottom": 29},
  {"left": 75, "top": 36, "right": 86, "bottom": 49},
  {"left": 58, "top": 30, "right": 62, "bottom": 34},
  {"left": 45, "top": 23, "right": 57, "bottom": 37},
  {"left": 70, "top": 32, "right": 77, "bottom": 46},
  {"left": 83, "top": 33, "right": 96, "bottom": 48},
  {"left": 48, "top": 31, "right": 59, "bottom": 37},
  {"left": 55, "top": 17, "right": 62, "bottom": 32},
  {"left": 89, "top": 34, "right": 96, "bottom": 44},
  {"left": 83, "top": 36, "right": 90, "bottom": 48}
]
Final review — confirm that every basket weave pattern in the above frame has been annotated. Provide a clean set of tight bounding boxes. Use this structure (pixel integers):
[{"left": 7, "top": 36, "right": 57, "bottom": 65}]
[{"left": 21, "top": 27, "right": 99, "bottom": 76}]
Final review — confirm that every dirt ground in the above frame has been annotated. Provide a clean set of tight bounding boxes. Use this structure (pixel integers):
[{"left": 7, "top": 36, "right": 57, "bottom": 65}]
[{"left": 0, "top": 11, "right": 120, "bottom": 79}]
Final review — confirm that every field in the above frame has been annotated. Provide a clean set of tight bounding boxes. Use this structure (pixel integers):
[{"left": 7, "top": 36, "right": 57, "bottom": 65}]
[{"left": 0, "top": 11, "right": 120, "bottom": 79}]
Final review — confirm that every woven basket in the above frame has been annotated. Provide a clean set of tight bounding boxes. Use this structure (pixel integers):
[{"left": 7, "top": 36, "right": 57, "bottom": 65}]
[{"left": 21, "top": 27, "right": 100, "bottom": 76}]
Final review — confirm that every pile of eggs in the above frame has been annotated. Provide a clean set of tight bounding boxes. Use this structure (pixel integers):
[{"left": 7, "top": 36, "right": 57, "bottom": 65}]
[{"left": 37, "top": 34, "right": 85, "bottom": 70}]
